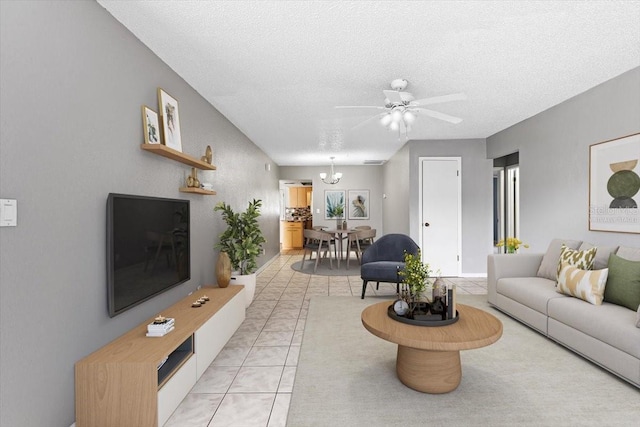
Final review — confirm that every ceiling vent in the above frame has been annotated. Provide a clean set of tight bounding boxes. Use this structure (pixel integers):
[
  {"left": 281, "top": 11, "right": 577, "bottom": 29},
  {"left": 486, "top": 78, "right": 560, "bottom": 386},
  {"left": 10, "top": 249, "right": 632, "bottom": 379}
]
[{"left": 363, "top": 160, "right": 385, "bottom": 165}]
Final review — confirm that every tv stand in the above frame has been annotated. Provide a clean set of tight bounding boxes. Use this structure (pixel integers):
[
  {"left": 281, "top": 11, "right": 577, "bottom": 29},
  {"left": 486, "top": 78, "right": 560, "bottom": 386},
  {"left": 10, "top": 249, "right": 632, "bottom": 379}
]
[{"left": 75, "top": 286, "right": 244, "bottom": 427}]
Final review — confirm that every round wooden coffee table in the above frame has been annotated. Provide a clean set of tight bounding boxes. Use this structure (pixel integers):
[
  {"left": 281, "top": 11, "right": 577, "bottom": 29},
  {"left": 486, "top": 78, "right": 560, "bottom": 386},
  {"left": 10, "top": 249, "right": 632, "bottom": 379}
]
[{"left": 361, "top": 301, "right": 502, "bottom": 393}]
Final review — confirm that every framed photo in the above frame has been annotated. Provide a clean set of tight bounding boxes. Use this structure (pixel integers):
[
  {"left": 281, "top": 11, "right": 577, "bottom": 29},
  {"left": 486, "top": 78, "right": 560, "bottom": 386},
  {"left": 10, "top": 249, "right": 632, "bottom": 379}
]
[
  {"left": 589, "top": 132, "right": 640, "bottom": 233},
  {"left": 141, "top": 105, "right": 161, "bottom": 145},
  {"left": 325, "top": 190, "right": 346, "bottom": 219},
  {"left": 158, "top": 88, "right": 183, "bottom": 152},
  {"left": 348, "top": 189, "right": 370, "bottom": 220}
]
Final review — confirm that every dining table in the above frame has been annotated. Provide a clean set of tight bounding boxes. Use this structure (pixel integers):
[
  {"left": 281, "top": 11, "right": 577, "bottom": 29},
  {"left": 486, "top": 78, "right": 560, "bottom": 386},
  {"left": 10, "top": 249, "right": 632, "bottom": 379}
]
[{"left": 323, "top": 228, "right": 357, "bottom": 267}]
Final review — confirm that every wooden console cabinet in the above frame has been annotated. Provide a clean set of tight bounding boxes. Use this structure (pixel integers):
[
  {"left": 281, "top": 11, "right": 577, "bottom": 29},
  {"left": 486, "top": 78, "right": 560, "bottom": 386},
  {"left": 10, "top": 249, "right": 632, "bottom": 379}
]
[{"left": 75, "top": 286, "right": 245, "bottom": 427}]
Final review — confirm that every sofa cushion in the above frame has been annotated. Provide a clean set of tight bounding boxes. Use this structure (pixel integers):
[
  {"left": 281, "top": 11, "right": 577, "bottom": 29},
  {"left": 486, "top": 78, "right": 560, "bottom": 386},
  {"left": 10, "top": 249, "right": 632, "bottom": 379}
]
[
  {"left": 637, "top": 305, "right": 640, "bottom": 328},
  {"left": 537, "top": 238, "right": 582, "bottom": 281},
  {"left": 578, "top": 242, "right": 618, "bottom": 270},
  {"left": 556, "top": 263, "right": 608, "bottom": 305},
  {"left": 496, "top": 277, "right": 562, "bottom": 314},
  {"left": 604, "top": 254, "right": 640, "bottom": 311},
  {"left": 616, "top": 246, "right": 640, "bottom": 262},
  {"left": 361, "top": 261, "right": 405, "bottom": 283},
  {"left": 556, "top": 244, "right": 597, "bottom": 279},
  {"left": 547, "top": 297, "right": 640, "bottom": 359}
]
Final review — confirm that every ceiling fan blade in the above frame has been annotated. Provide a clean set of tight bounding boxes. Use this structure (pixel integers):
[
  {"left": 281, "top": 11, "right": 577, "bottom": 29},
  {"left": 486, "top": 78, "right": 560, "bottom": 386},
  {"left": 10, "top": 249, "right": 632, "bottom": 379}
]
[
  {"left": 382, "top": 90, "right": 404, "bottom": 103},
  {"left": 351, "top": 114, "right": 383, "bottom": 130},
  {"left": 411, "top": 93, "right": 467, "bottom": 106},
  {"left": 414, "top": 108, "right": 463, "bottom": 124},
  {"left": 335, "top": 105, "right": 385, "bottom": 110}
]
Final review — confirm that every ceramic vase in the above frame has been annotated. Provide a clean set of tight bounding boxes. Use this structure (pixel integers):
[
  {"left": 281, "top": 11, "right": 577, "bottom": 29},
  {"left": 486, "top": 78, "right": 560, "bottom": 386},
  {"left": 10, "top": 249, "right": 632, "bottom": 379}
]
[{"left": 215, "top": 251, "right": 231, "bottom": 288}]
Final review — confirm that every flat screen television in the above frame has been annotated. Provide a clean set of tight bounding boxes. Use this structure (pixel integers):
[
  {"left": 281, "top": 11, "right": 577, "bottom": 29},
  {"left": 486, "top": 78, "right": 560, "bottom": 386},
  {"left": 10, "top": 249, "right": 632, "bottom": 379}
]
[{"left": 107, "top": 193, "right": 190, "bottom": 317}]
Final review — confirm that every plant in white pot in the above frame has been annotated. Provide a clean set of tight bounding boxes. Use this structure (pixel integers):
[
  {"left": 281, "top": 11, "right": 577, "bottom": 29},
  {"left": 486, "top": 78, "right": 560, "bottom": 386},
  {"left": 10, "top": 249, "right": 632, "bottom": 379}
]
[{"left": 214, "top": 199, "right": 266, "bottom": 307}]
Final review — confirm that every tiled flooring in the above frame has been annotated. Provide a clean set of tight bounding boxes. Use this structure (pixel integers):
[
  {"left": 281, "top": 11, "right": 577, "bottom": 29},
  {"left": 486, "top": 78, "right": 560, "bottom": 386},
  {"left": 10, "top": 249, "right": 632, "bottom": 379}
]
[{"left": 164, "top": 251, "right": 487, "bottom": 427}]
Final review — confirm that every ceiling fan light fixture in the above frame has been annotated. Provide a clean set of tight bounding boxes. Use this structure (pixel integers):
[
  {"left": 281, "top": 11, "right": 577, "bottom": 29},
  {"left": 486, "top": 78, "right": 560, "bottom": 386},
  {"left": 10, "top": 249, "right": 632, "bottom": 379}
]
[
  {"left": 380, "top": 113, "right": 392, "bottom": 127},
  {"left": 403, "top": 110, "right": 416, "bottom": 124},
  {"left": 391, "top": 109, "right": 403, "bottom": 122},
  {"left": 389, "top": 121, "right": 399, "bottom": 131}
]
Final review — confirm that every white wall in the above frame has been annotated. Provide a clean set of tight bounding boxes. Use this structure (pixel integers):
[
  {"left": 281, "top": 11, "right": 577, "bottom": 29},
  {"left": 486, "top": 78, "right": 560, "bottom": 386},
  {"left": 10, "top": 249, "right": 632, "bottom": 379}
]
[{"left": 487, "top": 67, "right": 640, "bottom": 252}]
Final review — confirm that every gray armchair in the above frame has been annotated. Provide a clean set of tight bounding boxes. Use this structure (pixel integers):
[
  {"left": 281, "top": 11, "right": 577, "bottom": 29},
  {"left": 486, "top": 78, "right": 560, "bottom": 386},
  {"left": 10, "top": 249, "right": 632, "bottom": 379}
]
[{"left": 360, "top": 233, "right": 419, "bottom": 299}]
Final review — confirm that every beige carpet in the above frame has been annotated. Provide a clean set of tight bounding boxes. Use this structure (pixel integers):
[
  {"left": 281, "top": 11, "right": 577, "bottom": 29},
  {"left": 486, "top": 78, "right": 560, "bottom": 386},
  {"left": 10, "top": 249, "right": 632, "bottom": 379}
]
[{"left": 287, "top": 295, "right": 639, "bottom": 426}]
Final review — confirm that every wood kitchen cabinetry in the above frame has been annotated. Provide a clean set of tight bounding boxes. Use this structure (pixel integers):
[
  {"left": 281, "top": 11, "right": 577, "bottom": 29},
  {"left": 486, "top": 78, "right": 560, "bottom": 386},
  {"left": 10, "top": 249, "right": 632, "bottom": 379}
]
[
  {"left": 282, "top": 221, "right": 304, "bottom": 249},
  {"left": 288, "top": 187, "right": 312, "bottom": 208}
]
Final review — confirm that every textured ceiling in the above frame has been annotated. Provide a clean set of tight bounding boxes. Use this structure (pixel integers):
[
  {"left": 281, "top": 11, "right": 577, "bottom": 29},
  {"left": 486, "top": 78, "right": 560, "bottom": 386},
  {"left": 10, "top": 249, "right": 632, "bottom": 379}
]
[{"left": 97, "top": 1, "right": 640, "bottom": 166}]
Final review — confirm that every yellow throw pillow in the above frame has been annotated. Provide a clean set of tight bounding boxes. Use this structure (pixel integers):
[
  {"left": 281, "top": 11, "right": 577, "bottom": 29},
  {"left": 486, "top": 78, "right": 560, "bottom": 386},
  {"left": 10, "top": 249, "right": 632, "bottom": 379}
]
[
  {"left": 556, "top": 244, "right": 597, "bottom": 280},
  {"left": 557, "top": 263, "right": 609, "bottom": 305}
]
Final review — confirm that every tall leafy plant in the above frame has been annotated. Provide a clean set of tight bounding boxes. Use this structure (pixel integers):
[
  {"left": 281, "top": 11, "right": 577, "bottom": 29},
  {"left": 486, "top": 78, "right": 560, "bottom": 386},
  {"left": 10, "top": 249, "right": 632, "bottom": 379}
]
[{"left": 214, "top": 199, "right": 266, "bottom": 275}]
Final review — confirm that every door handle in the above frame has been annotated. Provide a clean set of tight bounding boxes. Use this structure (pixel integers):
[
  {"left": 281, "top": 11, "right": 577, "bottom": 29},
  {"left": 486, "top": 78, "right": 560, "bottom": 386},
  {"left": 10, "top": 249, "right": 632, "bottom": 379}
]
[{"left": 424, "top": 222, "right": 430, "bottom": 227}]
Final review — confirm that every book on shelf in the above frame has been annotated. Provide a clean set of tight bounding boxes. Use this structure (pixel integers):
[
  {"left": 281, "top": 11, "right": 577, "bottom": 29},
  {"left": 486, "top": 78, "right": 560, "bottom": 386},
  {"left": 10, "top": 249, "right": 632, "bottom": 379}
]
[{"left": 146, "top": 326, "right": 175, "bottom": 337}]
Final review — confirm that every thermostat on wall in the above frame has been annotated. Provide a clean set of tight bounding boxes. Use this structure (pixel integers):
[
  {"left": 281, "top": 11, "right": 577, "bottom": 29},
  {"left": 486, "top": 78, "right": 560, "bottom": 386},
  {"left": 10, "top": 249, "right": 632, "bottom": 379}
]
[{"left": 0, "top": 199, "right": 17, "bottom": 227}]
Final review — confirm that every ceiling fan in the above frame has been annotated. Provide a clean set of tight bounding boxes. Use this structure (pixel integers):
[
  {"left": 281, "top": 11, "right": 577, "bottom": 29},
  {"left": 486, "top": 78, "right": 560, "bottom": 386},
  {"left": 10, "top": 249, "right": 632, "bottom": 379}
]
[{"left": 335, "top": 79, "right": 466, "bottom": 139}]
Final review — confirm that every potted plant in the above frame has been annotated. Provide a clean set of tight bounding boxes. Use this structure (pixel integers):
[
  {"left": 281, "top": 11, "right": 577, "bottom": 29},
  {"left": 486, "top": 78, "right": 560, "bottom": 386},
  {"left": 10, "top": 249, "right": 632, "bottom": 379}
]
[
  {"left": 214, "top": 199, "right": 266, "bottom": 307},
  {"left": 397, "top": 250, "right": 433, "bottom": 318}
]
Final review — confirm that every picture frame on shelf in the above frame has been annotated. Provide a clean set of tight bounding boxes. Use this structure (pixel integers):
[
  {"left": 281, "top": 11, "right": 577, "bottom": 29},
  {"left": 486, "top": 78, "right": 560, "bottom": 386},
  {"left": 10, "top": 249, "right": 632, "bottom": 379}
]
[
  {"left": 158, "top": 88, "right": 183, "bottom": 152},
  {"left": 588, "top": 132, "right": 640, "bottom": 233},
  {"left": 348, "top": 189, "right": 370, "bottom": 220},
  {"left": 141, "top": 105, "right": 161, "bottom": 145},
  {"left": 325, "top": 190, "right": 345, "bottom": 220}
]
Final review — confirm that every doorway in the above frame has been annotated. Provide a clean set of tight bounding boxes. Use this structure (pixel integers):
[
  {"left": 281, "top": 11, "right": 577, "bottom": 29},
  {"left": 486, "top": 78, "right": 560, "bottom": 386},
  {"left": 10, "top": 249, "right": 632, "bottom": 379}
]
[
  {"left": 419, "top": 157, "right": 461, "bottom": 276},
  {"left": 493, "top": 152, "right": 520, "bottom": 251}
]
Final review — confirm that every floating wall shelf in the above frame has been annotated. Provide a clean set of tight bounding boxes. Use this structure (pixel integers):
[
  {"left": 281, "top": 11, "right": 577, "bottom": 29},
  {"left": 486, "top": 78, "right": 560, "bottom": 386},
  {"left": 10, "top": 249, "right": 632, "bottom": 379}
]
[{"left": 140, "top": 144, "right": 216, "bottom": 170}]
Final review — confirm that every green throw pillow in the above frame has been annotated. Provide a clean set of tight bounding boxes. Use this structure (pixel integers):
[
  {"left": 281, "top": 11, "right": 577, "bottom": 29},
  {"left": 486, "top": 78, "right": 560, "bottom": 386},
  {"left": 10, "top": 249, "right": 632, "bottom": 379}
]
[{"left": 604, "top": 254, "right": 640, "bottom": 311}]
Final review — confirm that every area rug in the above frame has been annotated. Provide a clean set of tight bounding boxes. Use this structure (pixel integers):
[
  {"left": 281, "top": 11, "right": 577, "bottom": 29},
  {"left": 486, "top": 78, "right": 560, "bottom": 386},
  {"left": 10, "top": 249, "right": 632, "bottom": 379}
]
[
  {"left": 287, "top": 295, "right": 639, "bottom": 427},
  {"left": 291, "top": 258, "right": 361, "bottom": 276}
]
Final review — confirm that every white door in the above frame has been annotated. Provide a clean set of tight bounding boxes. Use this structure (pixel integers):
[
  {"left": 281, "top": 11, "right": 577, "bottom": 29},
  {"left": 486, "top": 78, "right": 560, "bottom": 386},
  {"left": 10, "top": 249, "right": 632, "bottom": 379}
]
[{"left": 420, "top": 157, "right": 461, "bottom": 276}]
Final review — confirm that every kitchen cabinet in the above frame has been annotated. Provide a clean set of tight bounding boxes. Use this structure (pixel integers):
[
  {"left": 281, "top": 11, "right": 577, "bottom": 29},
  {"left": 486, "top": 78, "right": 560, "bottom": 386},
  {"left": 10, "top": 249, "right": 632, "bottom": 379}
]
[
  {"left": 282, "top": 221, "right": 304, "bottom": 249},
  {"left": 288, "top": 187, "right": 312, "bottom": 208}
]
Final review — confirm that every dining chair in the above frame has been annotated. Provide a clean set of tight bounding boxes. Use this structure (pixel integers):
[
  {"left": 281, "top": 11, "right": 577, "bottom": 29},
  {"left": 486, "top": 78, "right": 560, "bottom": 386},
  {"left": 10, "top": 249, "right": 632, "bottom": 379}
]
[
  {"left": 346, "top": 228, "right": 376, "bottom": 269},
  {"left": 301, "top": 229, "right": 334, "bottom": 272}
]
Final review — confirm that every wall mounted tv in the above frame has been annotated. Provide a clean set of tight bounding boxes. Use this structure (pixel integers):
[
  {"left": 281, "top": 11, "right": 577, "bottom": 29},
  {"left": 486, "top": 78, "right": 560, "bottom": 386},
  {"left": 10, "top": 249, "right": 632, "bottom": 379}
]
[{"left": 107, "top": 193, "right": 190, "bottom": 317}]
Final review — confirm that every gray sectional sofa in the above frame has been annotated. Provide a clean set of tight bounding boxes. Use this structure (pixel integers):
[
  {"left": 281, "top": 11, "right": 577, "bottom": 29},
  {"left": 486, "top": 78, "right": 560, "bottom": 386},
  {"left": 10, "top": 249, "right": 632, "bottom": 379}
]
[{"left": 488, "top": 239, "right": 640, "bottom": 388}]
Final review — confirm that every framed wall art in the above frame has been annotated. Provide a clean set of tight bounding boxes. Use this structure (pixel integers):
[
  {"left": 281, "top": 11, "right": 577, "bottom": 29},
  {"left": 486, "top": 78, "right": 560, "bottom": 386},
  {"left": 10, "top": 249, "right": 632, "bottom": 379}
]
[
  {"left": 348, "top": 189, "right": 370, "bottom": 220},
  {"left": 141, "top": 105, "right": 161, "bottom": 145},
  {"left": 589, "top": 132, "right": 640, "bottom": 233},
  {"left": 158, "top": 88, "right": 183, "bottom": 152},
  {"left": 325, "top": 190, "right": 345, "bottom": 219}
]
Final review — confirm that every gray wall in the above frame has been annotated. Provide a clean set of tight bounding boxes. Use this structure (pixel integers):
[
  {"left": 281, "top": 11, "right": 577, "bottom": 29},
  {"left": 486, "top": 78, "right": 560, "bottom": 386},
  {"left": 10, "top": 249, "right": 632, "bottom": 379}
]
[
  {"left": 381, "top": 139, "right": 492, "bottom": 275},
  {"left": 487, "top": 67, "right": 640, "bottom": 252},
  {"left": 410, "top": 139, "right": 493, "bottom": 275},
  {"left": 0, "top": 2, "right": 279, "bottom": 426},
  {"left": 279, "top": 165, "right": 384, "bottom": 232},
  {"left": 382, "top": 143, "right": 411, "bottom": 234}
]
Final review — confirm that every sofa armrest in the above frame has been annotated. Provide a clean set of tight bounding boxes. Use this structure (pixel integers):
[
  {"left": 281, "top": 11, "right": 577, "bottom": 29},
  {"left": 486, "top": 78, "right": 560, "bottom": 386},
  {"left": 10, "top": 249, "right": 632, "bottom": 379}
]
[{"left": 487, "top": 253, "right": 544, "bottom": 305}]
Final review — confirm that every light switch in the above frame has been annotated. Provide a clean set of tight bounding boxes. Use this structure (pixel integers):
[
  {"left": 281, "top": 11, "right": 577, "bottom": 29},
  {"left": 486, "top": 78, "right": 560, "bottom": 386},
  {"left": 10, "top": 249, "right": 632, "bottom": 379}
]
[{"left": 0, "top": 199, "right": 17, "bottom": 227}]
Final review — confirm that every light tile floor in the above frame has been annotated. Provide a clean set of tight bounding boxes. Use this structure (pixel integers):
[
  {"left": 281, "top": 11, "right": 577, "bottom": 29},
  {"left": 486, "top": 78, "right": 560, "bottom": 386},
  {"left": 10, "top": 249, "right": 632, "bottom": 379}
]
[{"left": 164, "top": 251, "right": 487, "bottom": 427}]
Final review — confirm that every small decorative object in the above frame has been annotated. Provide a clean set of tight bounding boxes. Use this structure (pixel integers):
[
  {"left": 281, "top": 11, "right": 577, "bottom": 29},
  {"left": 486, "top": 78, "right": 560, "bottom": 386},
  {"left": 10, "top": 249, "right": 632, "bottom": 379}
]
[
  {"left": 216, "top": 251, "right": 232, "bottom": 288},
  {"left": 205, "top": 145, "right": 213, "bottom": 164},
  {"left": 202, "top": 295, "right": 209, "bottom": 301},
  {"left": 348, "top": 189, "right": 370, "bottom": 220},
  {"left": 158, "top": 88, "right": 182, "bottom": 152},
  {"left": 153, "top": 315, "right": 167, "bottom": 324},
  {"left": 141, "top": 105, "right": 161, "bottom": 144},
  {"left": 589, "top": 132, "right": 640, "bottom": 233},
  {"left": 197, "top": 297, "right": 206, "bottom": 304},
  {"left": 191, "top": 301, "right": 201, "bottom": 308},
  {"left": 393, "top": 299, "right": 409, "bottom": 315},
  {"left": 496, "top": 237, "right": 529, "bottom": 254},
  {"left": 186, "top": 168, "right": 200, "bottom": 188}
]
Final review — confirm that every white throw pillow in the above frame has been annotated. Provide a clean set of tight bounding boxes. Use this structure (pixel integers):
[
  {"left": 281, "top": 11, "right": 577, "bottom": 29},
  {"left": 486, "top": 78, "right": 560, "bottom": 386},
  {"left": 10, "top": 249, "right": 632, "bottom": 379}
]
[{"left": 557, "top": 263, "right": 608, "bottom": 305}]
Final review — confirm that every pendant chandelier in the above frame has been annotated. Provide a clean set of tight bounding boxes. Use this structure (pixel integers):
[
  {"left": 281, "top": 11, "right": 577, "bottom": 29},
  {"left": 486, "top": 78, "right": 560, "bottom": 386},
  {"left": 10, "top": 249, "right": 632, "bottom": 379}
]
[{"left": 319, "top": 157, "right": 342, "bottom": 185}]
